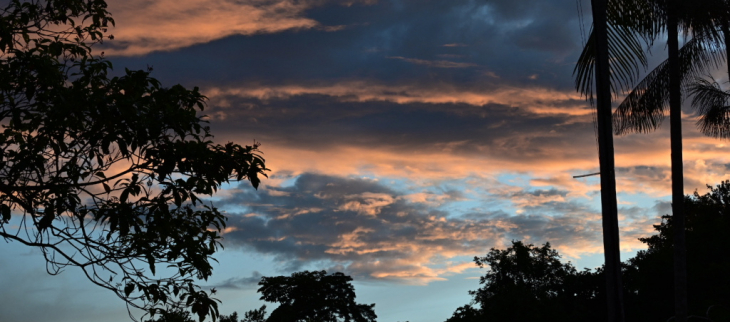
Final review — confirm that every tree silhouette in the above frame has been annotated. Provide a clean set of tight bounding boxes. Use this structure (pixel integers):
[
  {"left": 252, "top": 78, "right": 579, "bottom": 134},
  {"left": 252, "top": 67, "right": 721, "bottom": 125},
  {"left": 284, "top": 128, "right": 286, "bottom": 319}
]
[
  {"left": 447, "top": 181, "right": 730, "bottom": 321},
  {"left": 576, "top": 1, "right": 730, "bottom": 320},
  {"left": 257, "top": 271, "right": 376, "bottom": 322},
  {"left": 610, "top": 2, "right": 729, "bottom": 319},
  {"left": 241, "top": 306, "right": 268, "bottom": 322},
  {"left": 219, "top": 306, "right": 268, "bottom": 322},
  {"left": 591, "top": 0, "right": 624, "bottom": 317},
  {"left": 0, "top": 0, "right": 268, "bottom": 320},
  {"left": 145, "top": 309, "right": 196, "bottom": 322},
  {"left": 574, "top": 0, "right": 661, "bottom": 318},
  {"left": 623, "top": 181, "right": 730, "bottom": 321},
  {"left": 446, "top": 241, "right": 604, "bottom": 322}
]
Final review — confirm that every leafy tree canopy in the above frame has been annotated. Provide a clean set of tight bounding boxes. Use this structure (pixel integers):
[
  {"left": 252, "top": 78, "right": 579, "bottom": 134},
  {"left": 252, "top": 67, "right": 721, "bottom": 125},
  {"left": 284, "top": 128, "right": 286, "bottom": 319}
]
[
  {"left": 219, "top": 306, "right": 267, "bottom": 322},
  {"left": 447, "top": 181, "right": 730, "bottom": 321},
  {"left": 258, "top": 270, "right": 377, "bottom": 322},
  {"left": 451, "top": 241, "right": 602, "bottom": 322},
  {"left": 145, "top": 309, "right": 196, "bottom": 322},
  {"left": 0, "top": 0, "right": 268, "bottom": 320},
  {"left": 623, "top": 181, "right": 730, "bottom": 321}
]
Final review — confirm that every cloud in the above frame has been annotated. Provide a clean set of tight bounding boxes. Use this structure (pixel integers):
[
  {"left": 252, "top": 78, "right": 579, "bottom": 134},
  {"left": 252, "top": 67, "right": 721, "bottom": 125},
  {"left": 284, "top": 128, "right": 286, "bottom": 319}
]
[
  {"left": 216, "top": 173, "right": 660, "bottom": 284},
  {"left": 210, "top": 271, "right": 264, "bottom": 290},
  {"left": 196, "top": 84, "right": 730, "bottom": 203},
  {"left": 107, "top": 0, "right": 584, "bottom": 92},
  {"left": 204, "top": 82, "right": 592, "bottom": 118},
  {"left": 387, "top": 56, "right": 478, "bottom": 68},
  {"left": 99, "top": 0, "right": 730, "bottom": 287},
  {"left": 103, "top": 0, "right": 373, "bottom": 56}
]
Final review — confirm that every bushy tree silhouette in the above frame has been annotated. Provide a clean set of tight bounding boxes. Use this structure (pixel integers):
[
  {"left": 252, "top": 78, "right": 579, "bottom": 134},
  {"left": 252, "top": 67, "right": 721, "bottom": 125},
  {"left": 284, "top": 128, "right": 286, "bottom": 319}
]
[
  {"left": 448, "top": 182, "right": 730, "bottom": 321},
  {"left": 258, "top": 271, "right": 376, "bottom": 322},
  {"left": 0, "top": 0, "right": 267, "bottom": 320},
  {"left": 219, "top": 306, "right": 268, "bottom": 322},
  {"left": 623, "top": 181, "right": 730, "bottom": 321},
  {"left": 447, "top": 241, "right": 604, "bottom": 322},
  {"left": 145, "top": 309, "right": 195, "bottom": 322}
]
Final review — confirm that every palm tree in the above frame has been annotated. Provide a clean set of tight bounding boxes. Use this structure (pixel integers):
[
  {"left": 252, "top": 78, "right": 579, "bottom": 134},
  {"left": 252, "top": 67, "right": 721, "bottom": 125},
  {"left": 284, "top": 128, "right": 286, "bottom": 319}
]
[
  {"left": 575, "top": 1, "right": 661, "bottom": 320},
  {"left": 589, "top": 0, "right": 624, "bottom": 319},
  {"left": 577, "top": 1, "right": 729, "bottom": 320},
  {"left": 665, "top": 3, "right": 688, "bottom": 319},
  {"left": 612, "top": 2, "right": 726, "bottom": 321}
]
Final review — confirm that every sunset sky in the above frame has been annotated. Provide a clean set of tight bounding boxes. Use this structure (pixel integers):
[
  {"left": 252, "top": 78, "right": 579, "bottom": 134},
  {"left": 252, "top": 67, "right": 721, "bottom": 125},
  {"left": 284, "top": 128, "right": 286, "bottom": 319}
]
[{"left": 3, "top": 0, "right": 730, "bottom": 321}]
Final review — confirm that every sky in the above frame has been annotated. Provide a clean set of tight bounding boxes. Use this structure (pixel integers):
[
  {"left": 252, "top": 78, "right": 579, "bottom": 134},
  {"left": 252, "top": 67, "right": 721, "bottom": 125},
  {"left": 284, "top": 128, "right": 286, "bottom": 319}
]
[{"left": 3, "top": 0, "right": 730, "bottom": 321}]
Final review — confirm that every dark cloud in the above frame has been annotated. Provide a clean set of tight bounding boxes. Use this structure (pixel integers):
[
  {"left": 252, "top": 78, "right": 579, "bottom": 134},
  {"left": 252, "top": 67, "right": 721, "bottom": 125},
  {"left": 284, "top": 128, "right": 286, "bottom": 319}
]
[
  {"left": 509, "top": 188, "right": 569, "bottom": 199},
  {"left": 210, "top": 271, "right": 264, "bottom": 290},
  {"left": 214, "top": 173, "right": 643, "bottom": 281},
  {"left": 509, "top": 18, "right": 578, "bottom": 54},
  {"left": 108, "top": 0, "right": 585, "bottom": 90},
  {"left": 616, "top": 165, "right": 667, "bottom": 182},
  {"left": 203, "top": 93, "right": 597, "bottom": 165}
]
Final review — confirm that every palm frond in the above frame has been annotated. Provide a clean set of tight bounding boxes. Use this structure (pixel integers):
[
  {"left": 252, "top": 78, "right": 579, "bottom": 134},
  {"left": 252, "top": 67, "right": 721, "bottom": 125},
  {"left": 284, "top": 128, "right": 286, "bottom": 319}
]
[
  {"left": 574, "top": 0, "right": 662, "bottom": 103},
  {"left": 613, "top": 35, "right": 725, "bottom": 135},
  {"left": 677, "top": 0, "right": 726, "bottom": 43},
  {"left": 607, "top": 0, "right": 664, "bottom": 42},
  {"left": 689, "top": 77, "right": 730, "bottom": 138},
  {"left": 574, "top": 24, "right": 649, "bottom": 104}
]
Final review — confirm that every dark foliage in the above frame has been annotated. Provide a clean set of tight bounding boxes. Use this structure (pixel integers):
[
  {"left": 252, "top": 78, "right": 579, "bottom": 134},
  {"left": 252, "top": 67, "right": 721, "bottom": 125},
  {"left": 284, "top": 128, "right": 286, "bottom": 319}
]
[
  {"left": 219, "top": 312, "right": 241, "bottom": 322},
  {"left": 258, "top": 270, "right": 377, "bottom": 322},
  {"left": 241, "top": 306, "right": 268, "bottom": 322},
  {"left": 0, "top": 0, "right": 268, "bottom": 320},
  {"left": 447, "top": 241, "right": 604, "bottom": 322},
  {"left": 447, "top": 181, "right": 730, "bottom": 321},
  {"left": 219, "top": 306, "right": 268, "bottom": 322},
  {"left": 145, "top": 309, "right": 195, "bottom": 322},
  {"left": 623, "top": 181, "right": 730, "bottom": 321}
]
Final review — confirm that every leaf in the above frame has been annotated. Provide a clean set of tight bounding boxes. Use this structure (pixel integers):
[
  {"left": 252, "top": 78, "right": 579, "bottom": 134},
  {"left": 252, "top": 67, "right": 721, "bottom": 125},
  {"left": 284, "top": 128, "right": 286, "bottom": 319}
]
[
  {"left": 120, "top": 189, "right": 129, "bottom": 203},
  {"left": 147, "top": 254, "right": 156, "bottom": 275},
  {"left": 173, "top": 190, "right": 181, "bottom": 207},
  {"left": 1, "top": 204, "right": 10, "bottom": 222},
  {"left": 118, "top": 139, "right": 128, "bottom": 156},
  {"left": 103, "top": 183, "right": 111, "bottom": 193},
  {"left": 124, "top": 283, "right": 135, "bottom": 297},
  {"left": 38, "top": 213, "right": 55, "bottom": 231}
]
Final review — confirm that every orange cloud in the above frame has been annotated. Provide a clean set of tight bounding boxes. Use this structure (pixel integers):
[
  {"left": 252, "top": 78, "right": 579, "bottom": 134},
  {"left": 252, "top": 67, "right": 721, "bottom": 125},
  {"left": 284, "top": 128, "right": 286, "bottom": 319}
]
[
  {"left": 387, "top": 56, "right": 478, "bottom": 68},
  {"left": 203, "top": 80, "right": 730, "bottom": 280},
  {"left": 204, "top": 82, "right": 591, "bottom": 116},
  {"left": 105, "top": 0, "right": 359, "bottom": 55}
]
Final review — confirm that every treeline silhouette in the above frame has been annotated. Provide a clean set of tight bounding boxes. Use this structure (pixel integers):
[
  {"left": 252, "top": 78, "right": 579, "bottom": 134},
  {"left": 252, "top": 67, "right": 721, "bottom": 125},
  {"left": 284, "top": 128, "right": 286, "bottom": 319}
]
[
  {"left": 147, "top": 271, "right": 376, "bottom": 322},
  {"left": 446, "top": 181, "right": 730, "bottom": 322},
  {"left": 147, "top": 181, "right": 730, "bottom": 322}
]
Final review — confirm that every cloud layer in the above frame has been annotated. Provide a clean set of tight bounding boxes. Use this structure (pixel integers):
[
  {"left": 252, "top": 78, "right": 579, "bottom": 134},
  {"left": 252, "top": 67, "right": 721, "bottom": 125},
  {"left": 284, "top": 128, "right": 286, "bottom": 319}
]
[
  {"left": 104, "top": 0, "right": 336, "bottom": 55},
  {"left": 215, "top": 173, "right": 662, "bottom": 284}
]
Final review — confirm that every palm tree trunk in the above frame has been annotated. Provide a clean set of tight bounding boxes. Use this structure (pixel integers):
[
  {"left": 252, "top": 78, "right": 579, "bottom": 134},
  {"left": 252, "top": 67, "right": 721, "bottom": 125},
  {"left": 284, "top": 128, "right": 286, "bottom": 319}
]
[
  {"left": 591, "top": 0, "right": 625, "bottom": 321},
  {"left": 722, "top": 20, "right": 730, "bottom": 77},
  {"left": 667, "top": 1, "right": 688, "bottom": 321}
]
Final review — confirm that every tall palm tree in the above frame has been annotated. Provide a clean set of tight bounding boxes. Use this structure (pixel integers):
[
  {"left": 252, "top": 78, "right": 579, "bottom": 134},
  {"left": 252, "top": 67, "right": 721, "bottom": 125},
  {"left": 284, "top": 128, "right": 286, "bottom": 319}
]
[
  {"left": 612, "top": 2, "right": 725, "bottom": 321},
  {"left": 576, "top": 1, "right": 661, "bottom": 320},
  {"left": 589, "top": 0, "right": 624, "bottom": 319},
  {"left": 666, "top": 3, "right": 687, "bottom": 319}
]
